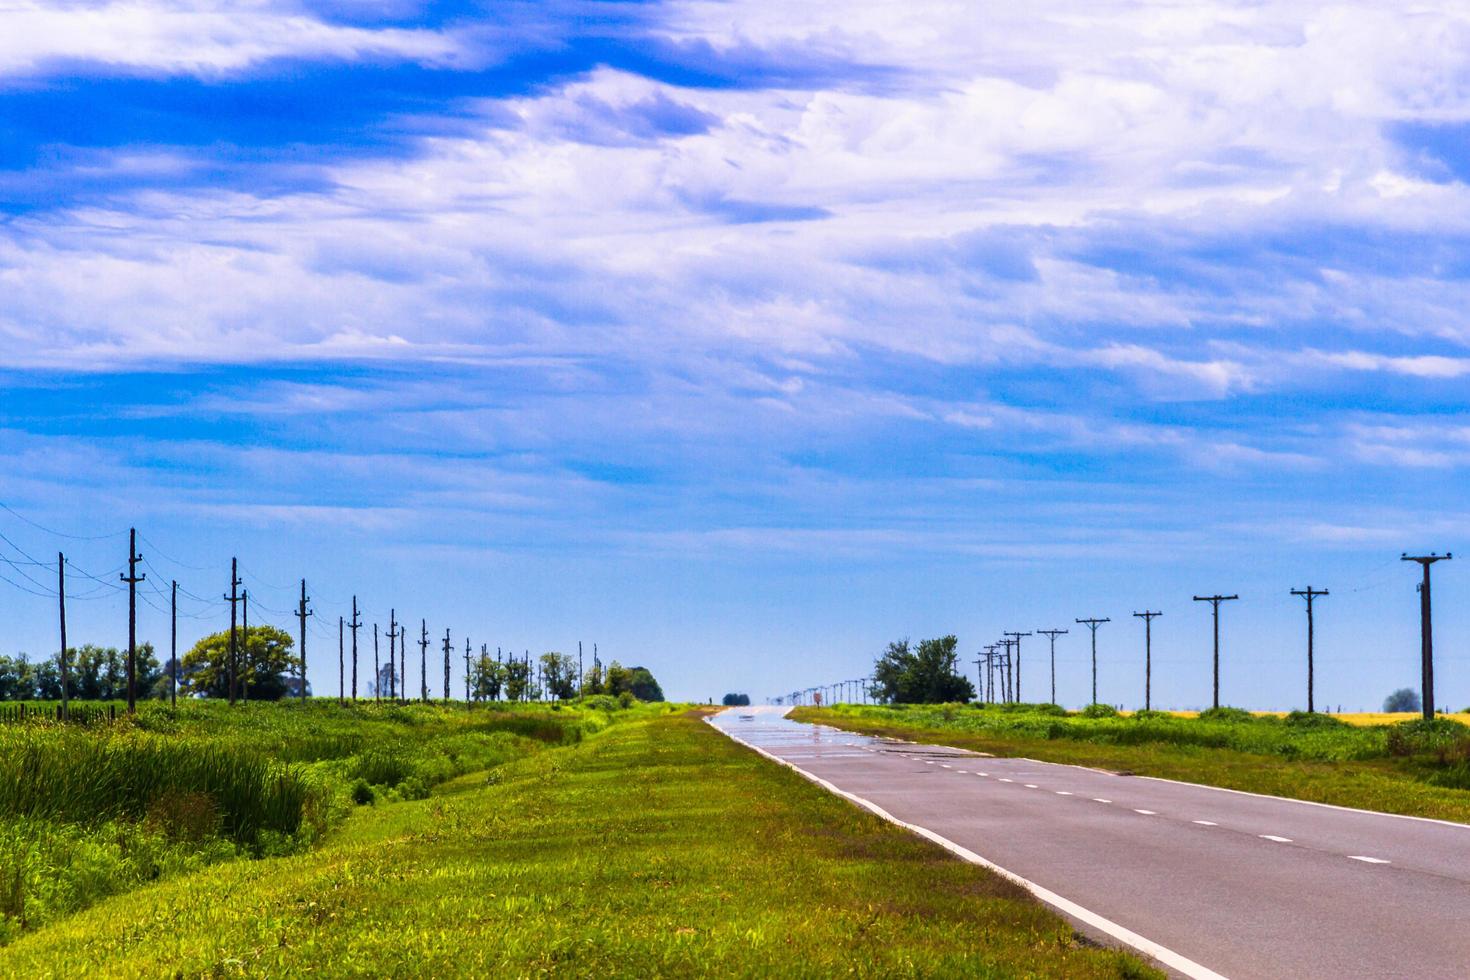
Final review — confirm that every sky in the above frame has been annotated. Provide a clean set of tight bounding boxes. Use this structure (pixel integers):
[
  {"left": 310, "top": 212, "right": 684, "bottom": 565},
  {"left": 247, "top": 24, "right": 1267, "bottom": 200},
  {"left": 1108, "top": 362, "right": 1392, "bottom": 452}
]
[{"left": 0, "top": 0, "right": 1467, "bottom": 708}]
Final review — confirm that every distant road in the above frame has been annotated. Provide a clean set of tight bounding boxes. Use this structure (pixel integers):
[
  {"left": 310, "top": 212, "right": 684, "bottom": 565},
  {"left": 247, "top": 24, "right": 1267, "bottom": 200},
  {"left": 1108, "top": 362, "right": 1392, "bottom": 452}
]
[{"left": 709, "top": 707, "right": 1470, "bottom": 980}]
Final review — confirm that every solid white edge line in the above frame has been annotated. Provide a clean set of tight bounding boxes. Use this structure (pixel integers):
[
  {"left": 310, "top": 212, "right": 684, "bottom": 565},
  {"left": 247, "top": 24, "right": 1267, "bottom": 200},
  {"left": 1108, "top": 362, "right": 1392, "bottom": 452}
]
[{"left": 706, "top": 717, "right": 1229, "bottom": 980}]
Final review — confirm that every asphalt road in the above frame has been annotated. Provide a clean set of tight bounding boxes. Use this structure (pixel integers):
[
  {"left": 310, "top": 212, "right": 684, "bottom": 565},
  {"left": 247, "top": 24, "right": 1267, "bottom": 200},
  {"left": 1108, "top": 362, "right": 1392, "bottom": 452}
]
[{"left": 708, "top": 707, "right": 1470, "bottom": 980}]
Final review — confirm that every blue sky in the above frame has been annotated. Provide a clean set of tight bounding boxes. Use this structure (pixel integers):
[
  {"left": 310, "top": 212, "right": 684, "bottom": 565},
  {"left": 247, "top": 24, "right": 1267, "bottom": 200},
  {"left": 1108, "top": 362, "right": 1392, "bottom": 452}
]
[{"left": 0, "top": 1, "right": 1468, "bottom": 707}]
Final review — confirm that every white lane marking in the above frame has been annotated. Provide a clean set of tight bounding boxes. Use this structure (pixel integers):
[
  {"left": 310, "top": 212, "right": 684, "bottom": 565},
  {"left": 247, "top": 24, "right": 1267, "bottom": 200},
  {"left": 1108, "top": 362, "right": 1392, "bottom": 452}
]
[
  {"left": 1193, "top": 821, "right": 1218, "bottom": 826},
  {"left": 1134, "top": 809, "right": 1157, "bottom": 816},
  {"left": 1093, "top": 798, "right": 1112, "bottom": 804},
  {"left": 1025, "top": 784, "right": 1039, "bottom": 789},
  {"left": 710, "top": 718, "right": 1229, "bottom": 980},
  {"left": 1349, "top": 855, "right": 1391, "bottom": 864},
  {"left": 941, "top": 764, "right": 952, "bottom": 769},
  {"left": 956, "top": 770, "right": 968, "bottom": 774},
  {"left": 1056, "top": 791, "right": 1073, "bottom": 796},
  {"left": 925, "top": 761, "right": 935, "bottom": 765},
  {"left": 998, "top": 778, "right": 1014, "bottom": 783},
  {"left": 1259, "top": 835, "right": 1293, "bottom": 843},
  {"left": 978, "top": 772, "right": 989, "bottom": 776}
]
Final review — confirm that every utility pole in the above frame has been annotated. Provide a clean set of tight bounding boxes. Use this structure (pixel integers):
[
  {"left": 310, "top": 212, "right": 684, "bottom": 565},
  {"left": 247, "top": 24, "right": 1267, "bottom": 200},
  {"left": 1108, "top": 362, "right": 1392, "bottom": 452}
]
[
  {"left": 1003, "top": 632, "right": 1032, "bottom": 703},
  {"left": 1402, "top": 554, "right": 1452, "bottom": 720},
  {"left": 348, "top": 597, "right": 361, "bottom": 702},
  {"left": 241, "top": 588, "right": 249, "bottom": 701},
  {"left": 1192, "top": 595, "right": 1239, "bottom": 709},
  {"left": 1132, "top": 612, "right": 1161, "bottom": 711},
  {"left": 296, "top": 580, "right": 312, "bottom": 701},
  {"left": 338, "top": 615, "right": 345, "bottom": 706},
  {"left": 388, "top": 609, "right": 397, "bottom": 701},
  {"left": 1037, "top": 629, "right": 1068, "bottom": 705},
  {"left": 170, "top": 580, "right": 178, "bottom": 709},
  {"left": 1289, "top": 587, "right": 1328, "bottom": 713},
  {"left": 464, "top": 636, "right": 471, "bottom": 706},
  {"left": 419, "top": 621, "right": 429, "bottom": 702},
  {"left": 121, "top": 528, "right": 145, "bottom": 713},
  {"left": 442, "top": 628, "right": 452, "bottom": 702},
  {"left": 400, "top": 625, "right": 407, "bottom": 703},
  {"left": 58, "top": 553, "right": 69, "bottom": 721},
  {"left": 373, "top": 625, "right": 381, "bottom": 703},
  {"left": 972, "top": 655, "right": 984, "bottom": 703},
  {"left": 578, "top": 641, "right": 584, "bottom": 698},
  {"left": 1075, "top": 618, "right": 1110, "bottom": 706},
  {"left": 983, "top": 645, "right": 998, "bottom": 703},
  {"left": 224, "top": 558, "right": 242, "bottom": 706}
]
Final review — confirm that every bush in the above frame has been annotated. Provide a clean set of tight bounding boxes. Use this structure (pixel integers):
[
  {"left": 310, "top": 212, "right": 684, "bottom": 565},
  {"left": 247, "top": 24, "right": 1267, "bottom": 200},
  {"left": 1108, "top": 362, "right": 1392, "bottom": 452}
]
[
  {"left": 1080, "top": 703, "right": 1118, "bottom": 718},
  {"left": 349, "top": 779, "right": 376, "bottom": 806},
  {"left": 1197, "top": 706, "right": 1253, "bottom": 723},
  {"left": 1130, "top": 709, "right": 1169, "bottom": 720},
  {"left": 1384, "top": 688, "right": 1421, "bottom": 713},
  {"left": 617, "top": 692, "right": 635, "bottom": 709},
  {"left": 1032, "top": 703, "right": 1069, "bottom": 717},
  {"left": 1284, "top": 710, "right": 1347, "bottom": 729}
]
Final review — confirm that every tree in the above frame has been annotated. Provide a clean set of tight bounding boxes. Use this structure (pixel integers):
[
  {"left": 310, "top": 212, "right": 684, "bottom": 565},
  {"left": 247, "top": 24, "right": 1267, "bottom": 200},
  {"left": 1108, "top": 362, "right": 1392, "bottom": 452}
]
[
  {"left": 539, "top": 652, "right": 578, "bottom": 700},
  {"left": 0, "top": 656, "right": 28, "bottom": 700},
  {"left": 605, "top": 661, "right": 633, "bottom": 697},
  {"left": 504, "top": 658, "right": 531, "bottom": 702},
  {"left": 471, "top": 655, "right": 505, "bottom": 701},
  {"left": 722, "top": 693, "right": 751, "bottom": 706},
  {"left": 180, "top": 627, "right": 296, "bottom": 700},
  {"left": 1384, "top": 688, "right": 1421, "bottom": 713},
  {"left": 66, "top": 644, "right": 160, "bottom": 700},
  {"left": 627, "top": 666, "right": 664, "bottom": 702},
  {"left": 582, "top": 659, "right": 605, "bottom": 696},
  {"left": 870, "top": 636, "right": 975, "bottom": 704}
]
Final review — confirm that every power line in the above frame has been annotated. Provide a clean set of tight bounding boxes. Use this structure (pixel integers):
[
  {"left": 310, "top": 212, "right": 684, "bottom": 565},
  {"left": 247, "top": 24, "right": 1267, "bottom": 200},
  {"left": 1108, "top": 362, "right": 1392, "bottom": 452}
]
[{"left": 0, "top": 502, "right": 127, "bottom": 541}]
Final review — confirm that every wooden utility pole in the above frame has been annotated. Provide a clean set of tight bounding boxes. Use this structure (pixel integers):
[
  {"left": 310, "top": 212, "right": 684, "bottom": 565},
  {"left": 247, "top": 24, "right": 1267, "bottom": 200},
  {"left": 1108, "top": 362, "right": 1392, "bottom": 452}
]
[
  {"left": 170, "top": 580, "right": 177, "bottom": 709},
  {"left": 578, "top": 640, "right": 584, "bottom": 699},
  {"left": 1132, "top": 612, "right": 1161, "bottom": 711},
  {"left": 399, "top": 625, "right": 407, "bottom": 703},
  {"left": 1075, "top": 618, "right": 1110, "bottom": 706},
  {"left": 241, "top": 589, "right": 249, "bottom": 701},
  {"left": 120, "top": 528, "right": 145, "bottom": 713},
  {"left": 1037, "top": 629, "right": 1068, "bottom": 706},
  {"left": 419, "top": 621, "right": 429, "bottom": 702},
  {"left": 296, "top": 580, "right": 312, "bottom": 700},
  {"left": 1402, "top": 554, "right": 1451, "bottom": 720},
  {"left": 387, "top": 609, "right": 397, "bottom": 700},
  {"left": 442, "top": 628, "right": 452, "bottom": 702},
  {"left": 1290, "top": 587, "right": 1328, "bottom": 713},
  {"left": 1192, "top": 595, "right": 1239, "bottom": 709},
  {"left": 338, "top": 615, "right": 345, "bottom": 706},
  {"left": 58, "top": 553, "right": 68, "bottom": 721},
  {"left": 1003, "top": 632, "right": 1032, "bottom": 703},
  {"left": 373, "top": 624, "right": 381, "bottom": 703},
  {"left": 349, "top": 596, "right": 361, "bottom": 702},
  {"left": 464, "top": 636, "right": 471, "bottom": 706},
  {"left": 224, "top": 558, "right": 242, "bottom": 705}
]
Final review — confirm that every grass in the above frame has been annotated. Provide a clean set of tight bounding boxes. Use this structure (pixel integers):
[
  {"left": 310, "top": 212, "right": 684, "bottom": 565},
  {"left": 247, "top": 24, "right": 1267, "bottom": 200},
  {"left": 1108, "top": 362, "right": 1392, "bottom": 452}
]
[
  {"left": 0, "top": 697, "right": 637, "bottom": 942},
  {"left": 0, "top": 709, "right": 1158, "bottom": 978},
  {"left": 793, "top": 703, "right": 1470, "bottom": 823}
]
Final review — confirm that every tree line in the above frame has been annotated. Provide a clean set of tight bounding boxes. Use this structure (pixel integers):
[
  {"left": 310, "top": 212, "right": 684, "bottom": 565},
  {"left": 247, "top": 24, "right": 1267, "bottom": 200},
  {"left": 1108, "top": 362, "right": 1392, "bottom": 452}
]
[{"left": 0, "top": 629, "right": 665, "bottom": 703}]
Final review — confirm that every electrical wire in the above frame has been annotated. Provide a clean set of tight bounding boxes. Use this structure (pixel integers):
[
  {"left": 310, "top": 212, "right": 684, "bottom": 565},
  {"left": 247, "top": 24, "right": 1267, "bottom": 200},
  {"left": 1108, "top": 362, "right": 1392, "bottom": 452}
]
[{"left": 0, "top": 502, "right": 127, "bottom": 541}]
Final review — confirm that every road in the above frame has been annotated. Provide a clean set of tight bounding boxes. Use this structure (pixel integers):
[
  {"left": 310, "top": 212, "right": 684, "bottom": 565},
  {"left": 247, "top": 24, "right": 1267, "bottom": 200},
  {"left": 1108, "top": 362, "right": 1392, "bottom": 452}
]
[{"left": 708, "top": 707, "right": 1470, "bottom": 979}]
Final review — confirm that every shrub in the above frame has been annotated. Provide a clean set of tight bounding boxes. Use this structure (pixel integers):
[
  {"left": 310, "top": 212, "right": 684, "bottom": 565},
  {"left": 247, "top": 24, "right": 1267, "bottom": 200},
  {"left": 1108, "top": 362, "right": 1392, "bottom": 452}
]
[
  {"left": 1131, "top": 709, "right": 1170, "bottom": 721},
  {"left": 1197, "top": 706, "right": 1253, "bottom": 723},
  {"left": 1284, "top": 710, "right": 1347, "bottom": 729},
  {"left": 1080, "top": 703, "right": 1118, "bottom": 718},
  {"left": 1032, "top": 703, "right": 1069, "bottom": 717},
  {"left": 349, "top": 779, "right": 376, "bottom": 806}
]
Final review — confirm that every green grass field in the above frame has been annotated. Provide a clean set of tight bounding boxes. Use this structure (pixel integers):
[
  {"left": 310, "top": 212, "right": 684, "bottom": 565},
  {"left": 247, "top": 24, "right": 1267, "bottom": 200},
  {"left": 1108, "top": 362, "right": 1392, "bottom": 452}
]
[
  {"left": 0, "top": 706, "right": 1156, "bottom": 978},
  {"left": 793, "top": 703, "right": 1470, "bottom": 823}
]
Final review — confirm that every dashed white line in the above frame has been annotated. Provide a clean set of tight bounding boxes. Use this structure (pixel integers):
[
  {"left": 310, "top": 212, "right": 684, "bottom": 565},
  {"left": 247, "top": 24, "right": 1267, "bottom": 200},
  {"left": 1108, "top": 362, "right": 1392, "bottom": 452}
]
[
  {"left": 1093, "top": 798, "right": 1112, "bottom": 804},
  {"left": 955, "top": 770, "right": 968, "bottom": 774},
  {"left": 998, "top": 778, "right": 1014, "bottom": 783},
  {"left": 1056, "top": 791, "right": 1073, "bottom": 796},
  {"left": 1025, "top": 784, "right": 1039, "bottom": 789},
  {"left": 940, "top": 764, "right": 953, "bottom": 769},
  {"left": 1259, "top": 835, "right": 1293, "bottom": 843},
  {"left": 1135, "top": 809, "right": 1157, "bottom": 816},
  {"left": 1193, "top": 820, "right": 1218, "bottom": 826},
  {"left": 1349, "top": 855, "right": 1391, "bottom": 864}
]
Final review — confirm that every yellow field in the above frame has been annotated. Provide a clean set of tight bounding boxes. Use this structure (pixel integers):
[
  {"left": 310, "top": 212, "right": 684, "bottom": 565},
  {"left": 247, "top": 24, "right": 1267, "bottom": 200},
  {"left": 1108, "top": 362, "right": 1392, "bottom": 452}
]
[{"left": 1118, "top": 709, "right": 1470, "bottom": 727}]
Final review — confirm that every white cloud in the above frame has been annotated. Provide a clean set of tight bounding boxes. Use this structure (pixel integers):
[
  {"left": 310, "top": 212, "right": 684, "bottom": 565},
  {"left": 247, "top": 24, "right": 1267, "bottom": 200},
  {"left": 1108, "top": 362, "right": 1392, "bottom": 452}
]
[{"left": 0, "top": 1, "right": 465, "bottom": 77}]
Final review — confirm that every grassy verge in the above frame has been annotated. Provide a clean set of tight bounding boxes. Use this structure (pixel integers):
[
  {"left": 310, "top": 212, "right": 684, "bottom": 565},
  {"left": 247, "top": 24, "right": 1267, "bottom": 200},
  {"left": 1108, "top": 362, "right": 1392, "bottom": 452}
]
[
  {"left": 793, "top": 704, "right": 1470, "bottom": 823},
  {"left": 1, "top": 710, "right": 1156, "bottom": 977},
  {"left": 0, "top": 697, "right": 640, "bottom": 941}
]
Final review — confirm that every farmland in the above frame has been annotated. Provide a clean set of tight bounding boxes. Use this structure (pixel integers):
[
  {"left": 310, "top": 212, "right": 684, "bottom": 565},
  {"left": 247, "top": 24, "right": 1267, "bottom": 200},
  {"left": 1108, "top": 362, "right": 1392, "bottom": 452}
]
[{"left": 794, "top": 703, "right": 1470, "bottom": 823}]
